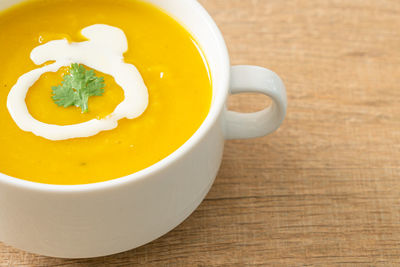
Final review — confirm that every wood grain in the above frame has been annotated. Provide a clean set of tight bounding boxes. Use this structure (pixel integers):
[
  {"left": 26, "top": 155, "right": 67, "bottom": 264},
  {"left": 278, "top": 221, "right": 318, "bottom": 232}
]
[{"left": 1, "top": 0, "right": 400, "bottom": 266}]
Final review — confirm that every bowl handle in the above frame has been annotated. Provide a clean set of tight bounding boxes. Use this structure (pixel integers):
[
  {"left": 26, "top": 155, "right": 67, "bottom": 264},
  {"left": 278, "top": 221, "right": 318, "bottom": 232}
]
[{"left": 224, "top": 65, "right": 287, "bottom": 140}]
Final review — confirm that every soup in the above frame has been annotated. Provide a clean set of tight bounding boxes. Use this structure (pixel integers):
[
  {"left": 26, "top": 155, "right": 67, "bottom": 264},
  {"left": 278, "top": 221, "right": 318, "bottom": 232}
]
[{"left": 0, "top": 0, "right": 212, "bottom": 185}]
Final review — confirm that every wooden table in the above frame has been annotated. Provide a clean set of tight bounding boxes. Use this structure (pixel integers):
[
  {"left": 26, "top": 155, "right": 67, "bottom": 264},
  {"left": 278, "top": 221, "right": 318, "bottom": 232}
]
[{"left": 2, "top": 0, "right": 400, "bottom": 266}]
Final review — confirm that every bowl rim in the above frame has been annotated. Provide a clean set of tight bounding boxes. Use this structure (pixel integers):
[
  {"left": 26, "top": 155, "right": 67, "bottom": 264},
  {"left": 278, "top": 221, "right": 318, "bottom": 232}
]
[{"left": 0, "top": 0, "right": 231, "bottom": 193}]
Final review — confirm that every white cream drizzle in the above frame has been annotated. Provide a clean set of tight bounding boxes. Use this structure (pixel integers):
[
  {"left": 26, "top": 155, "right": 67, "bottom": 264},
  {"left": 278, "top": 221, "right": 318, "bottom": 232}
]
[{"left": 7, "top": 24, "right": 149, "bottom": 141}]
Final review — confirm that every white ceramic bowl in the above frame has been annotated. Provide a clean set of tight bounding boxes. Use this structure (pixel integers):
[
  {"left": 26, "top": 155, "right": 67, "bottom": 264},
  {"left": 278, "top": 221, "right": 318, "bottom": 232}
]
[{"left": 0, "top": 0, "right": 287, "bottom": 258}]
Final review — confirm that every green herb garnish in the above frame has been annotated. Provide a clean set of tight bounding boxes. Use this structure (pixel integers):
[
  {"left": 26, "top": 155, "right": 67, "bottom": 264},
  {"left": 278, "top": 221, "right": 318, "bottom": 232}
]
[{"left": 52, "top": 63, "right": 105, "bottom": 113}]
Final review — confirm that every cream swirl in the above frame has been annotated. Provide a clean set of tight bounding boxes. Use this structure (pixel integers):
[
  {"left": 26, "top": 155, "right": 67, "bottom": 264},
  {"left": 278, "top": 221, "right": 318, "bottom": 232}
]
[{"left": 7, "top": 24, "right": 149, "bottom": 141}]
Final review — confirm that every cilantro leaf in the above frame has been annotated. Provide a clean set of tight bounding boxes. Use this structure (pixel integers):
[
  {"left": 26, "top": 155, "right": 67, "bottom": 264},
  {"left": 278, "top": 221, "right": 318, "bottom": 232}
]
[{"left": 52, "top": 63, "right": 105, "bottom": 113}]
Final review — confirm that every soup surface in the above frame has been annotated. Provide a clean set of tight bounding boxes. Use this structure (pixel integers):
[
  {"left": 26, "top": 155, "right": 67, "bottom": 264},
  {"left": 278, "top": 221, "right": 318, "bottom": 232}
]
[{"left": 0, "top": 0, "right": 212, "bottom": 185}]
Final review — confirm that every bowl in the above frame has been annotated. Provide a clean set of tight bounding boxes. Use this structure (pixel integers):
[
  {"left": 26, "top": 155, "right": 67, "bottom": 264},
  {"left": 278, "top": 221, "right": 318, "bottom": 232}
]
[{"left": 0, "top": 0, "right": 287, "bottom": 258}]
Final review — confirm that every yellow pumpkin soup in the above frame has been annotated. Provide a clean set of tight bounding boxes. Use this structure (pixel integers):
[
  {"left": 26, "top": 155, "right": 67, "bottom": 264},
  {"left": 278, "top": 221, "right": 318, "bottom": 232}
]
[{"left": 0, "top": 0, "right": 212, "bottom": 185}]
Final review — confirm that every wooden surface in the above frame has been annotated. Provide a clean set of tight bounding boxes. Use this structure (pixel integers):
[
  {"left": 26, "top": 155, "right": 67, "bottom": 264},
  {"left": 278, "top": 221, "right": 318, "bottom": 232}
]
[{"left": 2, "top": 0, "right": 400, "bottom": 266}]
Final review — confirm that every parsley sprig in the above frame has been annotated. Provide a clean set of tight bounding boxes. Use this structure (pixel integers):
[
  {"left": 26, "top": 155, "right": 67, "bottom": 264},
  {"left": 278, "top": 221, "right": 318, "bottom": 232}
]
[{"left": 52, "top": 64, "right": 105, "bottom": 113}]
